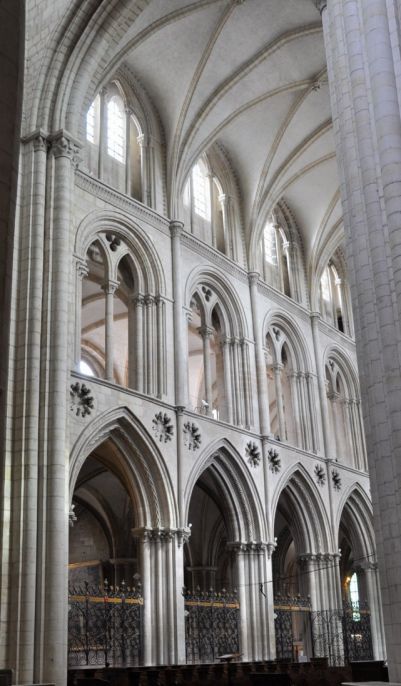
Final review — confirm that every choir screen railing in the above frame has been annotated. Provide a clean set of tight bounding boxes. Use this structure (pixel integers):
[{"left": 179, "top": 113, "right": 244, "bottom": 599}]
[
  {"left": 274, "top": 595, "right": 373, "bottom": 665},
  {"left": 68, "top": 580, "right": 143, "bottom": 667},
  {"left": 183, "top": 588, "right": 240, "bottom": 664}
]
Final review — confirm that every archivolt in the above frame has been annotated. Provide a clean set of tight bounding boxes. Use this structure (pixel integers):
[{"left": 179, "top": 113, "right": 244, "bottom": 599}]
[
  {"left": 69, "top": 406, "right": 177, "bottom": 529},
  {"left": 272, "top": 463, "right": 332, "bottom": 553},
  {"left": 184, "top": 438, "right": 266, "bottom": 543},
  {"left": 185, "top": 265, "right": 248, "bottom": 338},
  {"left": 336, "top": 483, "right": 375, "bottom": 562},
  {"left": 75, "top": 208, "right": 166, "bottom": 295},
  {"left": 263, "top": 311, "right": 312, "bottom": 372}
]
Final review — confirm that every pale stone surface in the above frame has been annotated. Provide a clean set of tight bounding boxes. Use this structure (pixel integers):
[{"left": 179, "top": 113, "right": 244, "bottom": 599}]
[{"left": 0, "top": 0, "right": 397, "bottom": 684}]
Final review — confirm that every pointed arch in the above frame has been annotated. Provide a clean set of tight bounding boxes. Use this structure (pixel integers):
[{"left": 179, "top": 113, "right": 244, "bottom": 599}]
[
  {"left": 272, "top": 463, "right": 332, "bottom": 553},
  {"left": 185, "top": 265, "right": 248, "bottom": 338},
  {"left": 336, "top": 483, "right": 375, "bottom": 562},
  {"left": 184, "top": 438, "right": 266, "bottom": 543},
  {"left": 75, "top": 208, "right": 166, "bottom": 295},
  {"left": 263, "top": 311, "right": 312, "bottom": 372},
  {"left": 69, "top": 406, "right": 177, "bottom": 529}
]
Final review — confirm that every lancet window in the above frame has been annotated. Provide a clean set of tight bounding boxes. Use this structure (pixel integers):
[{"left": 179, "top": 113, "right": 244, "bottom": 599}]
[
  {"left": 76, "top": 231, "right": 166, "bottom": 398},
  {"left": 265, "top": 326, "right": 318, "bottom": 452},
  {"left": 85, "top": 82, "right": 142, "bottom": 201},
  {"left": 258, "top": 211, "right": 304, "bottom": 303},
  {"left": 183, "top": 154, "right": 235, "bottom": 258},
  {"left": 319, "top": 251, "right": 353, "bottom": 336},
  {"left": 187, "top": 285, "right": 252, "bottom": 428}
]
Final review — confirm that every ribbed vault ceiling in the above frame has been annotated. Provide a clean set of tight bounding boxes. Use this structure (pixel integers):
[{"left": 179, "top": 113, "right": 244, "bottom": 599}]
[
  {"left": 117, "top": 0, "right": 341, "bottom": 260},
  {"left": 27, "top": 0, "right": 342, "bottom": 264}
]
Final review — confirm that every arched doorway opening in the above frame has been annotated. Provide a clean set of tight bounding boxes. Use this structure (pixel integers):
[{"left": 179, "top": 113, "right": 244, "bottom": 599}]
[
  {"left": 68, "top": 410, "right": 182, "bottom": 667},
  {"left": 68, "top": 439, "right": 143, "bottom": 668},
  {"left": 272, "top": 471, "right": 335, "bottom": 662},
  {"left": 338, "top": 490, "right": 385, "bottom": 660},
  {"left": 184, "top": 447, "right": 272, "bottom": 663}
]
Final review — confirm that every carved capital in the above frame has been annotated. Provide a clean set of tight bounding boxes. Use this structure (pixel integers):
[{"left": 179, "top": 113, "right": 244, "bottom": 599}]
[
  {"left": 33, "top": 133, "right": 48, "bottom": 153},
  {"left": 248, "top": 271, "right": 260, "bottom": 287},
  {"left": 102, "top": 279, "right": 119, "bottom": 296},
  {"left": 198, "top": 325, "right": 214, "bottom": 340},
  {"left": 170, "top": 220, "right": 184, "bottom": 239},
  {"left": 76, "top": 259, "right": 89, "bottom": 280},
  {"left": 49, "top": 130, "right": 81, "bottom": 161}
]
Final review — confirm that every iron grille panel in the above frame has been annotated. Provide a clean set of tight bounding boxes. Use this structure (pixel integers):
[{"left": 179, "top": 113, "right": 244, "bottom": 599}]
[
  {"left": 184, "top": 588, "right": 240, "bottom": 664},
  {"left": 68, "top": 580, "right": 143, "bottom": 667}
]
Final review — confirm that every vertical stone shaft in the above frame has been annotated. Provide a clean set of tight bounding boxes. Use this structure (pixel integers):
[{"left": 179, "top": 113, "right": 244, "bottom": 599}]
[
  {"left": 321, "top": 1, "right": 401, "bottom": 677},
  {"left": 43, "top": 133, "right": 77, "bottom": 686}
]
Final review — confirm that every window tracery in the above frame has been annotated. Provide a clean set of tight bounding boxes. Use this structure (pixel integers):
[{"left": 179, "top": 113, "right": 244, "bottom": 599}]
[
  {"left": 325, "top": 356, "right": 366, "bottom": 469},
  {"left": 77, "top": 230, "right": 166, "bottom": 398},
  {"left": 187, "top": 284, "right": 251, "bottom": 428},
  {"left": 183, "top": 151, "right": 241, "bottom": 261},
  {"left": 265, "top": 324, "right": 317, "bottom": 452},
  {"left": 258, "top": 212, "right": 302, "bottom": 302},
  {"left": 319, "top": 250, "right": 353, "bottom": 336},
  {"left": 85, "top": 82, "right": 143, "bottom": 201}
]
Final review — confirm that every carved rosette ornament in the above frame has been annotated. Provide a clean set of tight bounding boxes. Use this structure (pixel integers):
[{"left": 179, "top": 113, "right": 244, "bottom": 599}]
[
  {"left": 246, "top": 441, "right": 261, "bottom": 467},
  {"left": 152, "top": 411, "right": 174, "bottom": 443},
  {"left": 70, "top": 382, "right": 94, "bottom": 418},
  {"left": 314, "top": 463, "right": 326, "bottom": 486},
  {"left": 183, "top": 421, "right": 201, "bottom": 451},
  {"left": 267, "top": 448, "right": 281, "bottom": 473},
  {"left": 332, "top": 469, "right": 342, "bottom": 491}
]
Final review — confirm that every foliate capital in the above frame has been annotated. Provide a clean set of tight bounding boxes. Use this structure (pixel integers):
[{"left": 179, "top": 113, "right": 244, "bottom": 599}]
[{"left": 49, "top": 130, "right": 82, "bottom": 161}]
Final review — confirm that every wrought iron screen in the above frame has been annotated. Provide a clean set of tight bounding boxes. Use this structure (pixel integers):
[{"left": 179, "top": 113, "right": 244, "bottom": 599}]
[
  {"left": 311, "top": 601, "right": 373, "bottom": 666},
  {"left": 68, "top": 580, "right": 143, "bottom": 667},
  {"left": 342, "top": 601, "right": 374, "bottom": 662},
  {"left": 184, "top": 588, "right": 240, "bottom": 663},
  {"left": 274, "top": 596, "right": 373, "bottom": 666},
  {"left": 274, "top": 595, "right": 312, "bottom": 661}
]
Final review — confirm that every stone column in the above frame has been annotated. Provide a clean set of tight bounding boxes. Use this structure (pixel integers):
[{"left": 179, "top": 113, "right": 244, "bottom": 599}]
[
  {"left": 221, "top": 336, "right": 234, "bottom": 424},
  {"left": 228, "top": 542, "right": 276, "bottom": 661},
  {"left": 320, "top": 0, "right": 401, "bottom": 676},
  {"left": 218, "top": 192, "right": 229, "bottom": 256},
  {"left": 357, "top": 561, "right": 386, "bottom": 660},
  {"left": 102, "top": 279, "right": 118, "bottom": 382},
  {"left": 43, "top": 131, "right": 80, "bottom": 686},
  {"left": 170, "top": 221, "right": 187, "bottom": 408},
  {"left": 273, "top": 364, "right": 286, "bottom": 441},
  {"left": 138, "top": 133, "right": 153, "bottom": 207},
  {"left": 282, "top": 239, "right": 298, "bottom": 301},
  {"left": 310, "top": 312, "right": 330, "bottom": 456},
  {"left": 74, "top": 259, "right": 88, "bottom": 370},
  {"left": 125, "top": 107, "right": 132, "bottom": 195},
  {"left": 98, "top": 87, "right": 108, "bottom": 179},
  {"left": 9, "top": 131, "right": 47, "bottom": 683},
  {"left": 133, "top": 527, "right": 190, "bottom": 665},
  {"left": 288, "top": 371, "right": 302, "bottom": 447},
  {"left": 248, "top": 272, "right": 271, "bottom": 436},
  {"left": 199, "top": 325, "right": 213, "bottom": 416},
  {"left": 144, "top": 295, "right": 154, "bottom": 395},
  {"left": 306, "top": 372, "right": 319, "bottom": 453}
]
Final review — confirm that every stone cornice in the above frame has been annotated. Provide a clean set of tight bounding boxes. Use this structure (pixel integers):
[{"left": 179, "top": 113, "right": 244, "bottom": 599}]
[
  {"left": 317, "top": 316, "right": 356, "bottom": 351},
  {"left": 181, "top": 231, "right": 249, "bottom": 285},
  {"left": 75, "top": 170, "right": 170, "bottom": 234},
  {"left": 257, "top": 280, "right": 311, "bottom": 323}
]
